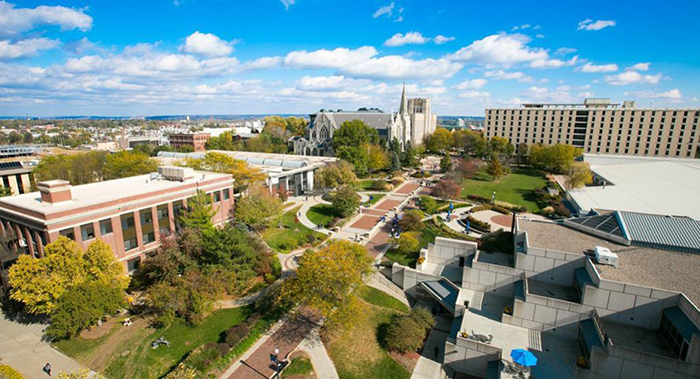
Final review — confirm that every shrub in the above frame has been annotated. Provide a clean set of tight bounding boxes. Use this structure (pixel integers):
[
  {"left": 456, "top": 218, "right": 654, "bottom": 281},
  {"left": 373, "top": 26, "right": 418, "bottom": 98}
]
[
  {"left": 224, "top": 323, "right": 250, "bottom": 346},
  {"left": 466, "top": 216, "right": 491, "bottom": 231},
  {"left": 247, "top": 312, "right": 261, "bottom": 326},
  {"left": 399, "top": 210, "right": 424, "bottom": 232},
  {"left": 372, "top": 179, "right": 388, "bottom": 190},
  {"left": 418, "top": 196, "right": 438, "bottom": 214},
  {"left": 467, "top": 194, "right": 490, "bottom": 203},
  {"left": 185, "top": 343, "right": 221, "bottom": 371},
  {"left": 391, "top": 232, "right": 421, "bottom": 254},
  {"left": 164, "top": 363, "right": 197, "bottom": 379},
  {"left": 0, "top": 364, "right": 24, "bottom": 379},
  {"left": 217, "top": 342, "right": 231, "bottom": 356},
  {"left": 480, "top": 230, "right": 514, "bottom": 253},
  {"left": 391, "top": 177, "right": 405, "bottom": 186},
  {"left": 385, "top": 307, "right": 435, "bottom": 353}
]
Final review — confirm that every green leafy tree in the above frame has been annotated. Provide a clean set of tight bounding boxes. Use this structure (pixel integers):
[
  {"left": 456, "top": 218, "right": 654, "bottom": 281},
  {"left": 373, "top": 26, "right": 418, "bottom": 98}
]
[
  {"left": 0, "top": 185, "right": 12, "bottom": 196},
  {"left": 440, "top": 154, "right": 453, "bottom": 173},
  {"left": 366, "top": 144, "right": 390, "bottom": 174},
  {"left": 205, "top": 130, "right": 238, "bottom": 151},
  {"left": 486, "top": 136, "right": 515, "bottom": 157},
  {"left": 180, "top": 191, "right": 216, "bottom": 231},
  {"left": 516, "top": 143, "right": 529, "bottom": 165},
  {"left": 419, "top": 196, "right": 438, "bottom": 214},
  {"left": 486, "top": 154, "right": 505, "bottom": 181},
  {"left": 529, "top": 144, "right": 583, "bottom": 173},
  {"left": 402, "top": 143, "right": 420, "bottom": 168},
  {"left": 385, "top": 307, "right": 435, "bottom": 353},
  {"left": 33, "top": 152, "right": 108, "bottom": 185},
  {"left": 389, "top": 138, "right": 402, "bottom": 171},
  {"left": 391, "top": 231, "right": 421, "bottom": 254},
  {"left": 566, "top": 162, "right": 593, "bottom": 189},
  {"left": 398, "top": 210, "right": 423, "bottom": 231},
  {"left": 46, "top": 281, "right": 125, "bottom": 340},
  {"left": 181, "top": 152, "right": 266, "bottom": 191},
  {"left": 331, "top": 185, "right": 360, "bottom": 218},
  {"left": 103, "top": 151, "right": 158, "bottom": 180},
  {"left": 453, "top": 130, "right": 486, "bottom": 156},
  {"left": 8, "top": 237, "right": 128, "bottom": 315},
  {"left": 331, "top": 120, "right": 380, "bottom": 151},
  {"left": 234, "top": 184, "right": 283, "bottom": 230},
  {"left": 315, "top": 160, "right": 357, "bottom": 189},
  {"left": 280, "top": 240, "right": 371, "bottom": 327},
  {"left": 425, "top": 128, "right": 454, "bottom": 153}
]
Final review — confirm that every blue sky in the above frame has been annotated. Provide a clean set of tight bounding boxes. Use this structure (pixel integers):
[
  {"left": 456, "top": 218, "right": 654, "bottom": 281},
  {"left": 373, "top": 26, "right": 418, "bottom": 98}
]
[{"left": 0, "top": 0, "right": 698, "bottom": 117}]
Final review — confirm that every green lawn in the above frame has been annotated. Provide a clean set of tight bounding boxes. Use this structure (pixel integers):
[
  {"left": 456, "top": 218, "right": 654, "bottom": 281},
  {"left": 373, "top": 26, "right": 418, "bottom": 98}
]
[
  {"left": 358, "top": 285, "right": 409, "bottom": 313},
  {"left": 55, "top": 307, "right": 253, "bottom": 379},
  {"left": 263, "top": 206, "right": 327, "bottom": 252},
  {"left": 365, "top": 193, "right": 385, "bottom": 206},
  {"left": 306, "top": 204, "right": 340, "bottom": 227},
  {"left": 326, "top": 302, "right": 410, "bottom": 379},
  {"left": 460, "top": 168, "right": 547, "bottom": 212},
  {"left": 283, "top": 356, "right": 314, "bottom": 378}
]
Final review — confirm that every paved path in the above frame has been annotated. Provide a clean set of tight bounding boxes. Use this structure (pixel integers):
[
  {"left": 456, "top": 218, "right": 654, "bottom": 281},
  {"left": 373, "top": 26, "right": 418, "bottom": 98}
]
[
  {"left": 0, "top": 311, "right": 92, "bottom": 378},
  {"left": 226, "top": 313, "right": 318, "bottom": 379},
  {"left": 411, "top": 329, "right": 448, "bottom": 379},
  {"left": 296, "top": 327, "right": 339, "bottom": 379}
]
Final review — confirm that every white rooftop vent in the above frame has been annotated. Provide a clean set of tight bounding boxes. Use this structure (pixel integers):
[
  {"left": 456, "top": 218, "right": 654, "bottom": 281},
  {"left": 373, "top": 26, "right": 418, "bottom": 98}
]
[
  {"left": 157, "top": 166, "right": 194, "bottom": 182},
  {"left": 594, "top": 246, "right": 619, "bottom": 268}
]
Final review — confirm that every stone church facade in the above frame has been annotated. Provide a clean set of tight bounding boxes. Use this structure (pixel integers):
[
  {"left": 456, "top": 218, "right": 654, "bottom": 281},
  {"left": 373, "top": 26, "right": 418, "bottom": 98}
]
[{"left": 291, "top": 86, "right": 437, "bottom": 156}]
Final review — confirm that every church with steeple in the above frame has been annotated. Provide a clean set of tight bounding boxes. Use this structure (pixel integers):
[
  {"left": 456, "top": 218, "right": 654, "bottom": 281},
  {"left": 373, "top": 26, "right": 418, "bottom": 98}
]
[{"left": 291, "top": 85, "right": 437, "bottom": 156}]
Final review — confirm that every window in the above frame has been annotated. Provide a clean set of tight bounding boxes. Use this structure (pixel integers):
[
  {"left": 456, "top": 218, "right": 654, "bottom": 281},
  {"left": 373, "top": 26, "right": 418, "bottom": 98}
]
[
  {"left": 127, "top": 257, "right": 141, "bottom": 274},
  {"left": 213, "top": 191, "right": 221, "bottom": 203},
  {"left": 80, "top": 223, "right": 95, "bottom": 241},
  {"left": 157, "top": 204, "right": 170, "bottom": 235},
  {"left": 223, "top": 188, "right": 230, "bottom": 200},
  {"left": 59, "top": 228, "right": 75, "bottom": 241},
  {"left": 121, "top": 214, "right": 137, "bottom": 251},
  {"left": 100, "top": 219, "right": 113, "bottom": 235},
  {"left": 140, "top": 208, "right": 155, "bottom": 245}
]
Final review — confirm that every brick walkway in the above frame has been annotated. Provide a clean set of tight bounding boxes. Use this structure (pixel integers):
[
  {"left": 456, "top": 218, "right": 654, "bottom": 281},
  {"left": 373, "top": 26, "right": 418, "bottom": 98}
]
[
  {"left": 349, "top": 215, "right": 381, "bottom": 230},
  {"left": 228, "top": 313, "right": 318, "bottom": 379},
  {"left": 375, "top": 198, "right": 402, "bottom": 211},
  {"left": 395, "top": 182, "right": 419, "bottom": 195},
  {"left": 365, "top": 223, "right": 392, "bottom": 259}
]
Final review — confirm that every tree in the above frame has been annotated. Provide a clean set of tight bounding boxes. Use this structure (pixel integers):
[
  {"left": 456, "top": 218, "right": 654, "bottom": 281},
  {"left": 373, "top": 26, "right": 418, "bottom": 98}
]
[
  {"left": 453, "top": 130, "right": 486, "bottom": 156},
  {"left": 486, "top": 154, "right": 505, "bottom": 181},
  {"left": 418, "top": 196, "right": 438, "bottom": 214},
  {"left": 280, "top": 240, "right": 371, "bottom": 326},
  {"left": 315, "top": 161, "right": 357, "bottom": 189},
  {"left": 331, "top": 185, "right": 360, "bottom": 218},
  {"left": 205, "top": 130, "right": 238, "bottom": 151},
  {"left": 454, "top": 158, "right": 479, "bottom": 179},
  {"left": 0, "top": 185, "right": 12, "bottom": 197},
  {"left": 388, "top": 139, "right": 402, "bottom": 171},
  {"left": 385, "top": 307, "right": 435, "bottom": 353},
  {"left": 234, "top": 184, "right": 283, "bottom": 230},
  {"left": 336, "top": 145, "right": 370, "bottom": 177},
  {"left": 366, "top": 144, "right": 390, "bottom": 174},
  {"left": 33, "top": 152, "right": 108, "bottom": 185},
  {"left": 432, "top": 178, "right": 461, "bottom": 199},
  {"left": 391, "top": 231, "right": 421, "bottom": 254},
  {"left": 399, "top": 210, "right": 424, "bottom": 231},
  {"left": 486, "top": 136, "right": 514, "bottom": 157},
  {"left": 425, "top": 128, "right": 454, "bottom": 153},
  {"left": 439, "top": 154, "right": 452, "bottom": 173},
  {"left": 8, "top": 237, "right": 128, "bottom": 315},
  {"left": 401, "top": 143, "right": 419, "bottom": 168},
  {"left": 46, "top": 281, "right": 125, "bottom": 340},
  {"left": 181, "top": 152, "right": 266, "bottom": 191},
  {"left": 103, "top": 151, "right": 158, "bottom": 180},
  {"left": 331, "top": 120, "right": 380, "bottom": 151},
  {"left": 516, "top": 143, "right": 529, "bottom": 165},
  {"left": 566, "top": 162, "right": 593, "bottom": 189},
  {"left": 529, "top": 144, "right": 583, "bottom": 173},
  {"left": 180, "top": 191, "right": 216, "bottom": 231}
]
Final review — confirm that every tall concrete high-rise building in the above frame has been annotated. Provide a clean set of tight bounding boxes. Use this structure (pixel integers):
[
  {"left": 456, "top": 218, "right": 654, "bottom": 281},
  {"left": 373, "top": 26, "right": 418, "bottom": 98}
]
[
  {"left": 485, "top": 98, "right": 700, "bottom": 158},
  {"left": 407, "top": 97, "right": 438, "bottom": 145}
]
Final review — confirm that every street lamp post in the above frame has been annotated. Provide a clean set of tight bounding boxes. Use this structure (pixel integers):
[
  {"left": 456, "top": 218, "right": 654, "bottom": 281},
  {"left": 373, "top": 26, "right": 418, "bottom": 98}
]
[
  {"left": 270, "top": 348, "right": 282, "bottom": 378},
  {"left": 492, "top": 191, "right": 496, "bottom": 204}
]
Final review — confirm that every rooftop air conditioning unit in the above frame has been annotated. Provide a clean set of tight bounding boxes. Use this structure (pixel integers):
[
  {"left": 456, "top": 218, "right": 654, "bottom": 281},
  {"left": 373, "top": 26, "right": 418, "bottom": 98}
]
[
  {"left": 157, "top": 166, "right": 194, "bottom": 182},
  {"left": 594, "top": 246, "right": 618, "bottom": 268}
]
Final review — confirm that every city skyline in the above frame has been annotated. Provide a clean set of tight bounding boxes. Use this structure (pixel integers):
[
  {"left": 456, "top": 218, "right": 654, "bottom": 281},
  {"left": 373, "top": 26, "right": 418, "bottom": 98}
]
[{"left": 0, "top": 0, "right": 698, "bottom": 117}]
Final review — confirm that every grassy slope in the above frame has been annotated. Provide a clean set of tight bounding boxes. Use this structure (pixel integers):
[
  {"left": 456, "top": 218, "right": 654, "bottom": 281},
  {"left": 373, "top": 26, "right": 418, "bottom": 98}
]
[
  {"left": 263, "top": 205, "right": 326, "bottom": 252},
  {"left": 306, "top": 204, "right": 340, "bottom": 227},
  {"left": 460, "top": 167, "right": 547, "bottom": 212},
  {"left": 358, "top": 285, "right": 409, "bottom": 313},
  {"left": 282, "top": 357, "right": 314, "bottom": 378}
]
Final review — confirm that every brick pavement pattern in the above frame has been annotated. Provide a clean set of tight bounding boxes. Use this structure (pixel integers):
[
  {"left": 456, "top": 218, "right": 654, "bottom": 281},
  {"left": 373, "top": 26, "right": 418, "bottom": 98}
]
[
  {"left": 229, "top": 313, "right": 318, "bottom": 379},
  {"left": 365, "top": 223, "right": 392, "bottom": 259},
  {"left": 395, "top": 182, "right": 419, "bottom": 195},
  {"left": 491, "top": 214, "right": 512, "bottom": 227},
  {"left": 375, "top": 199, "right": 402, "bottom": 211},
  {"left": 349, "top": 215, "right": 381, "bottom": 230}
]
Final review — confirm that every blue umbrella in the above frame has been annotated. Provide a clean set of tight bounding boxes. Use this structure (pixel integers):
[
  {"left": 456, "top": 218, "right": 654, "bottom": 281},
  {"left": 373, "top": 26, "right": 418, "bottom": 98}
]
[{"left": 510, "top": 349, "right": 537, "bottom": 367}]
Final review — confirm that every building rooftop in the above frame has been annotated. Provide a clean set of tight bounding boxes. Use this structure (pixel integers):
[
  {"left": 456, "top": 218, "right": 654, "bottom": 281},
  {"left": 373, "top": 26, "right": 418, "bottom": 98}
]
[
  {"left": 519, "top": 219, "right": 700, "bottom": 306},
  {"left": 568, "top": 160, "right": 700, "bottom": 220},
  {"left": 0, "top": 170, "right": 232, "bottom": 218}
]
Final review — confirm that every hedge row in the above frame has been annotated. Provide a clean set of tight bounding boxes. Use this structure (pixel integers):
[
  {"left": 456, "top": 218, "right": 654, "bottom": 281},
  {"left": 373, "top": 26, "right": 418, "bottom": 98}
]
[{"left": 465, "top": 216, "right": 491, "bottom": 231}]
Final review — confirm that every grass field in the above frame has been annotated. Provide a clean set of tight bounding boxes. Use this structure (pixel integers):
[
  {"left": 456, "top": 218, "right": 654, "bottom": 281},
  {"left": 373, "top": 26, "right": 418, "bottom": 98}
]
[
  {"left": 55, "top": 307, "right": 253, "bottom": 379},
  {"left": 326, "top": 301, "right": 410, "bottom": 379},
  {"left": 263, "top": 205, "right": 327, "bottom": 252},
  {"left": 282, "top": 356, "right": 313, "bottom": 378},
  {"left": 365, "top": 193, "right": 386, "bottom": 206},
  {"left": 358, "top": 285, "right": 409, "bottom": 313},
  {"left": 460, "top": 168, "right": 547, "bottom": 212},
  {"left": 306, "top": 204, "right": 340, "bottom": 227}
]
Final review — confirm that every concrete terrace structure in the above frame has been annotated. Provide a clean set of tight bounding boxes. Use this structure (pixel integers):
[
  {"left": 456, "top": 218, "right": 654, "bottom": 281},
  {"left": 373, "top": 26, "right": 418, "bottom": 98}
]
[
  {"left": 0, "top": 167, "right": 234, "bottom": 295},
  {"left": 157, "top": 150, "right": 337, "bottom": 196},
  {"left": 388, "top": 221, "right": 700, "bottom": 378},
  {"left": 485, "top": 99, "right": 700, "bottom": 158},
  {"left": 168, "top": 132, "right": 211, "bottom": 152}
]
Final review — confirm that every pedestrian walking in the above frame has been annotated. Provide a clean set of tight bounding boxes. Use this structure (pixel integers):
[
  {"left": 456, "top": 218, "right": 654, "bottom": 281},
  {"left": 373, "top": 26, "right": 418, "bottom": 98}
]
[{"left": 43, "top": 363, "right": 52, "bottom": 376}]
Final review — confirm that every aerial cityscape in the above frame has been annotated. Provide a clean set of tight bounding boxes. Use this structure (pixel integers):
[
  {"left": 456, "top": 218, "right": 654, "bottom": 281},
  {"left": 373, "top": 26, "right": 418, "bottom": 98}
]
[{"left": 0, "top": 1, "right": 698, "bottom": 379}]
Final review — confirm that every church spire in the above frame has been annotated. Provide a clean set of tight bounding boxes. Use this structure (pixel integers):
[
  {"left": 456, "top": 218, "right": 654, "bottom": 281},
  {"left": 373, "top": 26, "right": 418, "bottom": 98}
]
[{"left": 399, "top": 83, "right": 407, "bottom": 114}]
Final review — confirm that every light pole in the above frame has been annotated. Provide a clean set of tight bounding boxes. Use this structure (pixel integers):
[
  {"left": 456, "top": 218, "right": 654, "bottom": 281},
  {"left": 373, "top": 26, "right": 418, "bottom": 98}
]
[{"left": 491, "top": 191, "right": 496, "bottom": 204}]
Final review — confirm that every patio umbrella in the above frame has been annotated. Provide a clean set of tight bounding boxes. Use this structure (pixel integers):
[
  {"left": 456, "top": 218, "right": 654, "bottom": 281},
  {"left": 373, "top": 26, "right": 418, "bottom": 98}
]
[{"left": 510, "top": 349, "right": 537, "bottom": 367}]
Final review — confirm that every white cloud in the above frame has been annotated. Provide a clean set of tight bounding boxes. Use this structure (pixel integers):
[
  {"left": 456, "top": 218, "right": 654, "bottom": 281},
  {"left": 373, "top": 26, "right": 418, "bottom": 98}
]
[
  {"left": 633, "top": 89, "right": 682, "bottom": 100},
  {"left": 0, "top": 38, "right": 59, "bottom": 59},
  {"left": 446, "top": 33, "right": 548, "bottom": 66},
  {"left": 578, "top": 19, "right": 616, "bottom": 31},
  {"left": 627, "top": 62, "right": 649, "bottom": 71},
  {"left": 280, "top": 0, "right": 295, "bottom": 10},
  {"left": 373, "top": 2, "right": 394, "bottom": 18},
  {"left": 296, "top": 75, "right": 351, "bottom": 90},
  {"left": 454, "top": 78, "right": 487, "bottom": 90},
  {"left": 458, "top": 90, "right": 490, "bottom": 99},
  {"left": 483, "top": 70, "right": 532, "bottom": 82},
  {"left": 555, "top": 47, "right": 577, "bottom": 55},
  {"left": 605, "top": 71, "right": 662, "bottom": 85},
  {"left": 283, "top": 46, "right": 463, "bottom": 80},
  {"left": 522, "top": 86, "right": 575, "bottom": 103},
  {"left": 511, "top": 24, "right": 531, "bottom": 31},
  {"left": 384, "top": 32, "right": 429, "bottom": 46},
  {"left": 580, "top": 62, "right": 618, "bottom": 73},
  {"left": 578, "top": 91, "right": 594, "bottom": 98},
  {"left": 530, "top": 55, "right": 577, "bottom": 69},
  {"left": 434, "top": 35, "right": 455, "bottom": 45},
  {"left": 181, "top": 32, "right": 234, "bottom": 57},
  {"left": 0, "top": 1, "right": 92, "bottom": 37},
  {"left": 384, "top": 32, "right": 455, "bottom": 46}
]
